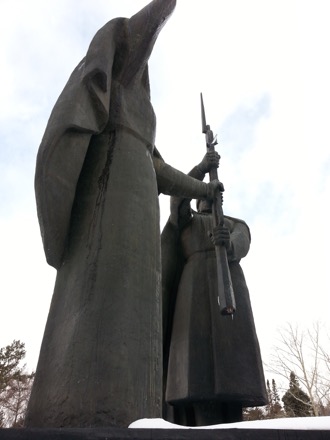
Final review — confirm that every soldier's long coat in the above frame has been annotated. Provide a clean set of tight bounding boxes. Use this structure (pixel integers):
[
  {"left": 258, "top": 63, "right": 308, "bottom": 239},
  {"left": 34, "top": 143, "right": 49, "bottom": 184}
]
[{"left": 162, "top": 213, "right": 268, "bottom": 407}]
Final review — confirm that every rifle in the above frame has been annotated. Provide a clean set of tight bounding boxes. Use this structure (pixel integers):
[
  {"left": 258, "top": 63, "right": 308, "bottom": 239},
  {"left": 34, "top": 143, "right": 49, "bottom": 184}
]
[{"left": 200, "top": 93, "right": 236, "bottom": 315}]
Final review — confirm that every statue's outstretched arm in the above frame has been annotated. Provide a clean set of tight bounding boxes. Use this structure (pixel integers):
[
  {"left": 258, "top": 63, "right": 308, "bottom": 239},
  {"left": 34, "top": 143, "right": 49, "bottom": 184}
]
[{"left": 157, "top": 152, "right": 220, "bottom": 227}]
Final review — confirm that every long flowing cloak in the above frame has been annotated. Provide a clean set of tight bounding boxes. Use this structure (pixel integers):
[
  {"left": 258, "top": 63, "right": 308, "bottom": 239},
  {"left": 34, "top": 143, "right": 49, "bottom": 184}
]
[
  {"left": 26, "top": 0, "right": 178, "bottom": 428},
  {"left": 162, "top": 213, "right": 268, "bottom": 407}
]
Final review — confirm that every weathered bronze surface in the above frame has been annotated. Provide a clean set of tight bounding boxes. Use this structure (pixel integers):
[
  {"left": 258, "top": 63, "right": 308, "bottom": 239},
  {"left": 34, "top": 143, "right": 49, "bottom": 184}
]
[
  {"left": 27, "top": 0, "right": 221, "bottom": 429},
  {"left": 201, "top": 94, "right": 236, "bottom": 315},
  {"left": 162, "top": 154, "right": 268, "bottom": 426}
]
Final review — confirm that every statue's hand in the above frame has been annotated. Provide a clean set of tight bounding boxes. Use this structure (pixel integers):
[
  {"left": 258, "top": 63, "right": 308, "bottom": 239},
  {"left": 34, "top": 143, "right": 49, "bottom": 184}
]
[
  {"left": 198, "top": 152, "right": 220, "bottom": 174},
  {"left": 210, "top": 224, "right": 231, "bottom": 250},
  {"left": 206, "top": 179, "right": 224, "bottom": 200}
]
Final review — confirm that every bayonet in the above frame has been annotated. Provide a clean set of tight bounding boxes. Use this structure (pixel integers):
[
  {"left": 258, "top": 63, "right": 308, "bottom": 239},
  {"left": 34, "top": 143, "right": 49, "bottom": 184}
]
[{"left": 201, "top": 93, "right": 218, "bottom": 147}]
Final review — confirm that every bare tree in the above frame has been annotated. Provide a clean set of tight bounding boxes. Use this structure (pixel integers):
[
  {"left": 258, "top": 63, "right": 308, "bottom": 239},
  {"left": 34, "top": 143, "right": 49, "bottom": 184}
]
[{"left": 266, "top": 322, "right": 330, "bottom": 417}]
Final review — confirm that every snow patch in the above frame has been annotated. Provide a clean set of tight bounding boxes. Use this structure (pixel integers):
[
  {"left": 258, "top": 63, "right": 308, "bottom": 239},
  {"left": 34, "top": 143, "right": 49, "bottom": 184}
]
[{"left": 129, "top": 416, "right": 330, "bottom": 430}]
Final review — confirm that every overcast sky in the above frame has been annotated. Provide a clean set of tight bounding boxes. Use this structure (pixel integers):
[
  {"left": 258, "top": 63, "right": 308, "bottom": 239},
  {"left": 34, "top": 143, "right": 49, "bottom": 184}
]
[{"left": 1, "top": 0, "right": 330, "bottom": 388}]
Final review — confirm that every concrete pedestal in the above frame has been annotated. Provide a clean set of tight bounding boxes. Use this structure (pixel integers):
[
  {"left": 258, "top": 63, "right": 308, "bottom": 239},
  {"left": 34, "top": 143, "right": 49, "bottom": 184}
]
[{"left": 0, "top": 428, "right": 328, "bottom": 440}]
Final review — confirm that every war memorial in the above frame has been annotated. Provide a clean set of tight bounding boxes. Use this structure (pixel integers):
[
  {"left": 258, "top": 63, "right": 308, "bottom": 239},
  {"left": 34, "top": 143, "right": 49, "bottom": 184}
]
[{"left": 0, "top": 0, "right": 327, "bottom": 438}]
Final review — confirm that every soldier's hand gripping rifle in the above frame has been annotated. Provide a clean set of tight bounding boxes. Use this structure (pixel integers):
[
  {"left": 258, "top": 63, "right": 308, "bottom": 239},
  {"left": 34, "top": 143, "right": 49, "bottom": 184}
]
[{"left": 201, "top": 93, "right": 236, "bottom": 315}]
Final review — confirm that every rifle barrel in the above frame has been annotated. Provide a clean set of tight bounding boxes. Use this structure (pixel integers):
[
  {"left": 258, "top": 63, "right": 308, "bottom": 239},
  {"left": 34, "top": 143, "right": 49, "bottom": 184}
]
[{"left": 200, "top": 93, "right": 236, "bottom": 315}]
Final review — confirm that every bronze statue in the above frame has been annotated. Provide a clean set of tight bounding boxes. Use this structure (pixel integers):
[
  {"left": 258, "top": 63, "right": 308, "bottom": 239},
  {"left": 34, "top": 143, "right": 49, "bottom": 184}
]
[
  {"left": 162, "top": 152, "right": 268, "bottom": 426},
  {"left": 26, "top": 0, "right": 221, "bottom": 428}
]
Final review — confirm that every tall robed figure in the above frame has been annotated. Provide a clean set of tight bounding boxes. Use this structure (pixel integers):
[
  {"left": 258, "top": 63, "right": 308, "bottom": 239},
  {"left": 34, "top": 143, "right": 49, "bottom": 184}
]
[{"left": 26, "top": 0, "right": 221, "bottom": 428}]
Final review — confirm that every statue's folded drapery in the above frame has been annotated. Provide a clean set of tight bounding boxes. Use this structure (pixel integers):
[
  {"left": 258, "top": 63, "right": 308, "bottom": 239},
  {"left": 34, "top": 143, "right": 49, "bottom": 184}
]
[
  {"left": 27, "top": 1, "right": 187, "bottom": 428},
  {"left": 162, "top": 213, "right": 267, "bottom": 407}
]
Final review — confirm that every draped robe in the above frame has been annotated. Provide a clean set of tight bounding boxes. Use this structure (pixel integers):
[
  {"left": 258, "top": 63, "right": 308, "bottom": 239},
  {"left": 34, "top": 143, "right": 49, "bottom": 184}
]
[{"left": 26, "top": 0, "right": 213, "bottom": 428}]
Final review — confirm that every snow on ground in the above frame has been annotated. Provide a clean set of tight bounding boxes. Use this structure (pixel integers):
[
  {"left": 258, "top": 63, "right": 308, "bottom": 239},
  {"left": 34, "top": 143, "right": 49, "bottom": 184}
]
[{"left": 129, "top": 417, "right": 330, "bottom": 430}]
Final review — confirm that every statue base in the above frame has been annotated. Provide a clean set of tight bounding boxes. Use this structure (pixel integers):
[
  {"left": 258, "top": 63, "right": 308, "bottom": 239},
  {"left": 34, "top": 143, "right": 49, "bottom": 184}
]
[{"left": 0, "top": 428, "right": 327, "bottom": 439}]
